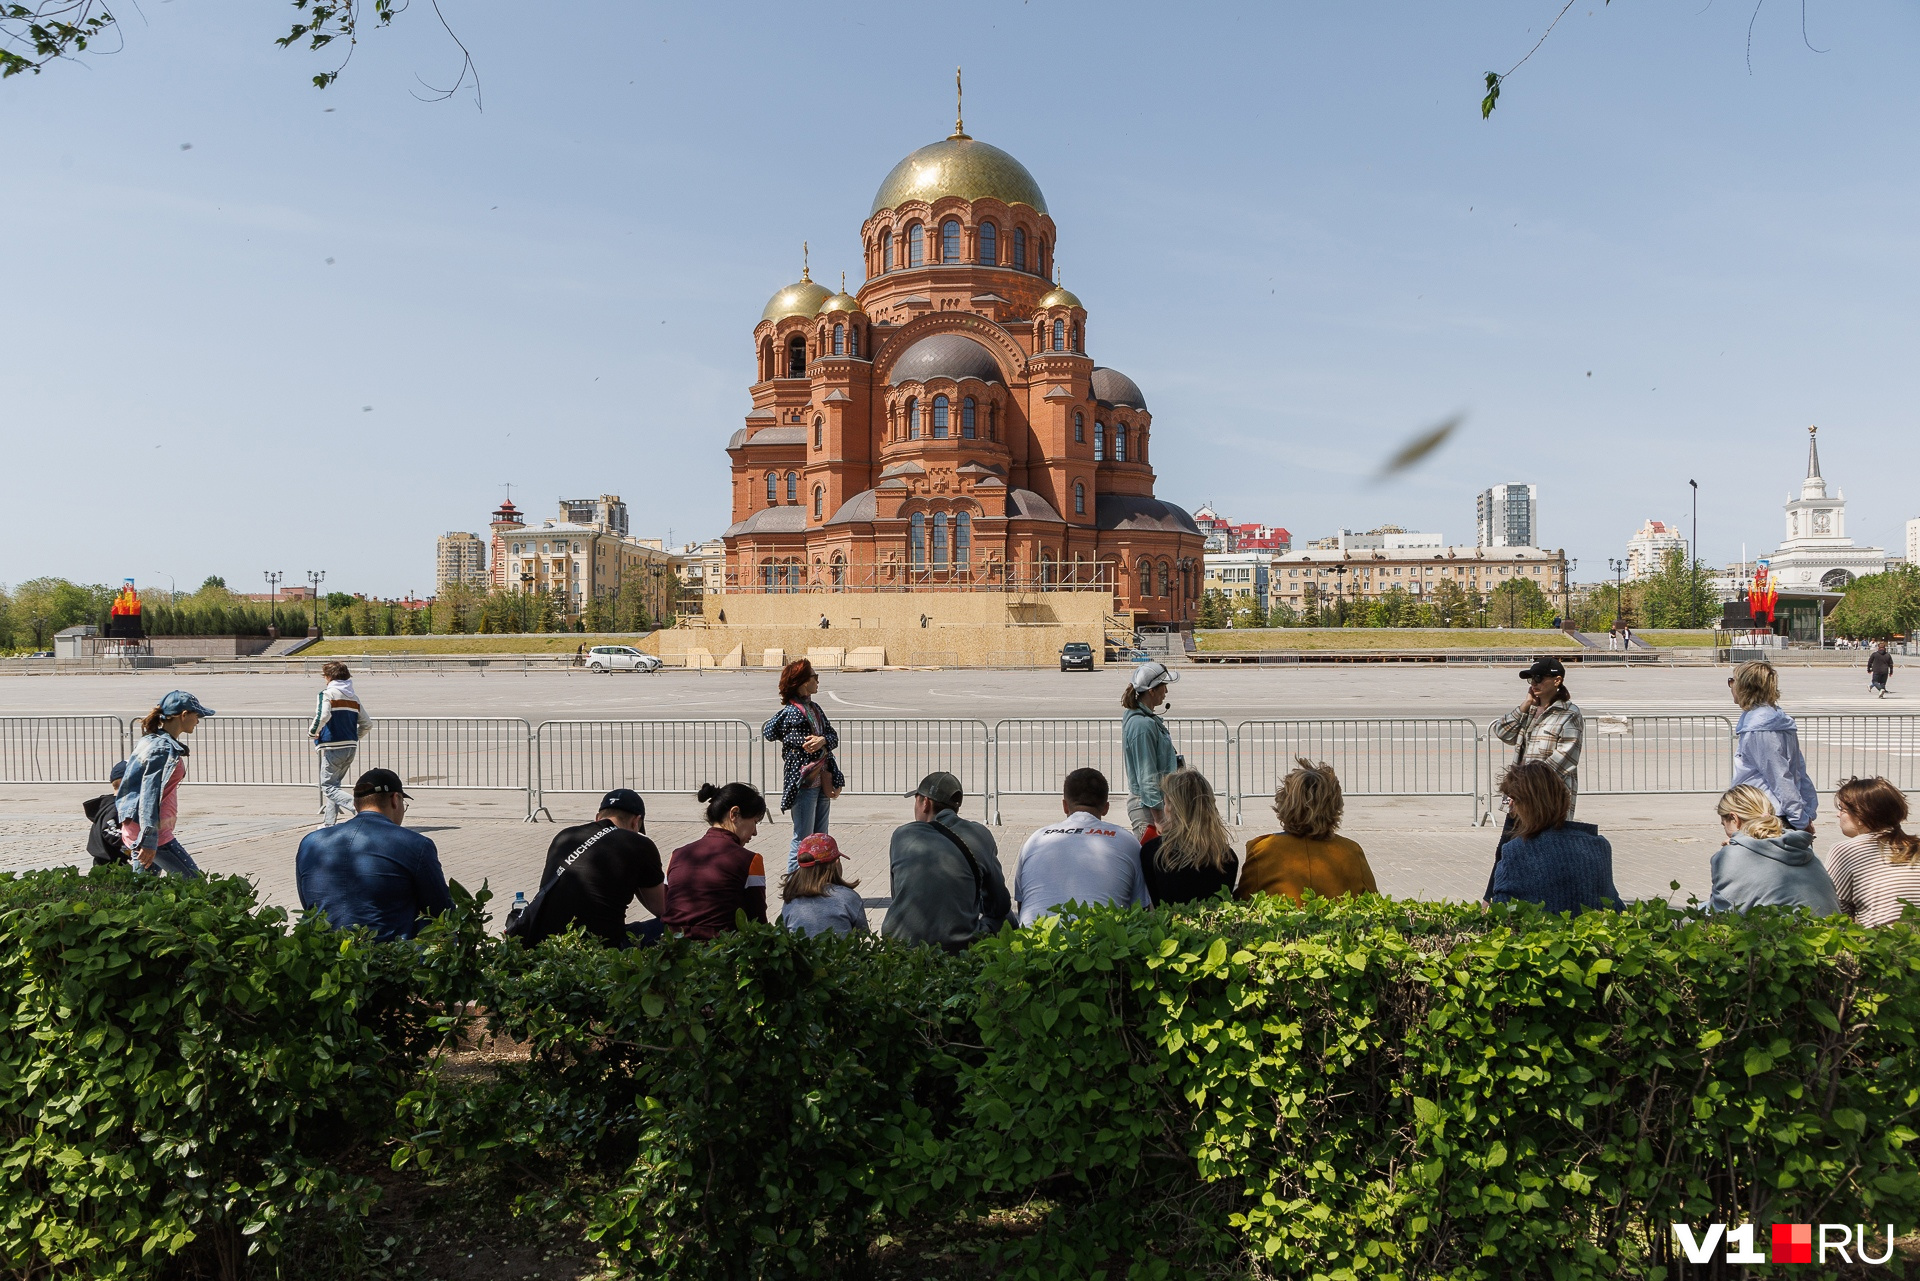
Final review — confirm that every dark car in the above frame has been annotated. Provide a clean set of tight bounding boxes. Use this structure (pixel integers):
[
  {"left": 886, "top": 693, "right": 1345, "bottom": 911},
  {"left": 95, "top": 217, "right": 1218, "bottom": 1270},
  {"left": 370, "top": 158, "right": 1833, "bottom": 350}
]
[{"left": 1060, "top": 642, "right": 1094, "bottom": 672}]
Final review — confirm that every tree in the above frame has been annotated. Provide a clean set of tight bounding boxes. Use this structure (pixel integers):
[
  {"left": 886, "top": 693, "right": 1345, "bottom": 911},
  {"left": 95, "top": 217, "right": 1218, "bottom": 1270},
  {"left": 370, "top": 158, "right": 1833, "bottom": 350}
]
[
  {"left": 1198, "top": 590, "right": 1227, "bottom": 629},
  {"left": 200, "top": 576, "right": 227, "bottom": 591},
  {"left": 1829, "top": 567, "right": 1920, "bottom": 641},
  {"left": 1638, "top": 547, "right": 1715, "bottom": 629},
  {"left": 1427, "top": 580, "right": 1470, "bottom": 628}
]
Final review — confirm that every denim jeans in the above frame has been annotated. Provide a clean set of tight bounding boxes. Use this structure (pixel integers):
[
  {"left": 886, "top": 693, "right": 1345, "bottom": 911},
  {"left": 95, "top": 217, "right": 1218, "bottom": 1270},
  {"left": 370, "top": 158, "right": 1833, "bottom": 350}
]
[
  {"left": 787, "top": 786, "right": 831, "bottom": 871},
  {"left": 318, "top": 745, "right": 357, "bottom": 825},
  {"left": 136, "top": 838, "right": 202, "bottom": 879}
]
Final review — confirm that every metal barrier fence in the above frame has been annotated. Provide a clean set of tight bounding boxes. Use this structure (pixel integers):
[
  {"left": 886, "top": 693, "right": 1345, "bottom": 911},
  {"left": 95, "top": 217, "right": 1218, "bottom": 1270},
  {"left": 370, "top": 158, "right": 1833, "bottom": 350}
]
[
  {"left": 0, "top": 716, "right": 129, "bottom": 784},
  {"left": 762, "top": 718, "right": 994, "bottom": 810},
  {"left": 535, "top": 720, "right": 758, "bottom": 820},
  {"left": 1237, "top": 719, "right": 1481, "bottom": 823},
  {"left": 992, "top": 719, "right": 1231, "bottom": 823},
  {"left": 1798, "top": 715, "right": 1920, "bottom": 792}
]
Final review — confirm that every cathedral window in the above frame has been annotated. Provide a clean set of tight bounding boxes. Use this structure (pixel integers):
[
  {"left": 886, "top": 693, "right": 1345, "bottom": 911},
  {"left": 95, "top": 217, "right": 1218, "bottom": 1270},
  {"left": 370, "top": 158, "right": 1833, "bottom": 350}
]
[
  {"left": 941, "top": 219, "right": 961, "bottom": 263},
  {"left": 760, "top": 337, "right": 773, "bottom": 380},
  {"left": 1052, "top": 319, "right": 1065, "bottom": 351},
  {"left": 1094, "top": 422, "right": 1105, "bottom": 461},
  {"left": 961, "top": 397, "right": 976, "bottom": 438},
  {"left": 956, "top": 512, "right": 971, "bottom": 568},
  {"left": 932, "top": 394, "right": 950, "bottom": 438},
  {"left": 907, "top": 223, "right": 924, "bottom": 267},
  {"left": 1074, "top": 481, "right": 1085, "bottom": 515},
  {"left": 786, "top": 471, "right": 798, "bottom": 504},
  {"left": 1013, "top": 227, "right": 1027, "bottom": 271},
  {"left": 1137, "top": 559, "right": 1151, "bottom": 598},
  {"left": 1158, "top": 561, "right": 1172, "bottom": 597},
  {"left": 911, "top": 512, "right": 926, "bottom": 570},
  {"left": 848, "top": 326, "right": 859, "bottom": 357},
  {"left": 881, "top": 230, "right": 893, "bottom": 272},
  {"left": 813, "top": 485, "right": 823, "bottom": 519},
  {"left": 813, "top": 416, "right": 822, "bottom": 449},
  {"left": 787, "top": 336, "right": 806, "bottom": 378},
  {"left": 1114, "top": 425, "right": 1128, "bottom": 461},
  {"left": 831, "top": 553, "right": 845, "bottom": 588},
  {"left": 906, "top": 397, "right": 921, "bottom": 439},
  {"left": 932, "top": 512, "right": 948, "bottom": 568},
  {"left": 978, "top": 222, "right": 996, "bottom": 264},
  {"left": 1072, "top": 324, "right": 1082, "bottom": 352},
  {"left": 761, "top": 559, "right": 776, "bottom": 590},
  {"left": 765, "top": 472, "right": 778, "bottom": 504},
  {"left": 1074, "top": 412, "right": 1084, "bottom": 443},
  {"left": 832, "top": 324, "right": 844, "bottom": 356}
]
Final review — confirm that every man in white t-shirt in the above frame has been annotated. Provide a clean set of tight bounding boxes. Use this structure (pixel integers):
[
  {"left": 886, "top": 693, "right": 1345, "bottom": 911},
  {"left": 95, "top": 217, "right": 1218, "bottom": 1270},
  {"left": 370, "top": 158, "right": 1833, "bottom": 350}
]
[{"left": 1013, "top": 767, "right": 1151, "bottom": 926}]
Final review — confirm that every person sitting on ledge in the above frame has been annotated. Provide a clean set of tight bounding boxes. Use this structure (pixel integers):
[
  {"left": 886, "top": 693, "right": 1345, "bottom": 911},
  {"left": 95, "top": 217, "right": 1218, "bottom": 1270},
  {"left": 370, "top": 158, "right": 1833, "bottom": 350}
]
[
  {"left": 1238, "top": 757, "right": 1377, "bottom": 905},
  {"left": 779, "top": 833, "right": 869, "bottom": 937},
  {"left": 1137, "top": 768, "right": 1238, "bottom": 906},
  {"left": 295, "top": 768, "right": 453, "bottom": 941},
  {"left": 1485, "top": 761, "right": 1622, "bottom": 915},
  {"left": 1709, "top": 783, "right": 1839, "bottom": 915},
  {"left": 1012, "top": 768, "right": 1150, "bottom": 927}
]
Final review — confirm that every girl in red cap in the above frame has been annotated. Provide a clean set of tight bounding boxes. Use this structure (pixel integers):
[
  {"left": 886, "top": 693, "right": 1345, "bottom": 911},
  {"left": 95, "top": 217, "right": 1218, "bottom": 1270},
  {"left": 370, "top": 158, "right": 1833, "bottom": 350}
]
[{"left": 778, "top": 833, "right": 868, "bottom": 937}]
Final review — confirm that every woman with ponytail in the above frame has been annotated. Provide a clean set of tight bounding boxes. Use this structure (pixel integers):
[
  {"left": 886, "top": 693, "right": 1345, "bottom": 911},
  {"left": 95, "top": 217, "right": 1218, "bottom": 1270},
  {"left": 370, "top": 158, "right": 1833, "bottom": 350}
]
[
  {"left": 113, "top": 690, "right": 215, "bottom": 878},
  {"left": 662, "top": 782, "right": 770, "bottom": 940},
  {"left": 1708, "top": 783, "right": 1838, "bottom": 915},
  {"left": 1826, "top": 777, "right": 1920, "bottom": 927}
]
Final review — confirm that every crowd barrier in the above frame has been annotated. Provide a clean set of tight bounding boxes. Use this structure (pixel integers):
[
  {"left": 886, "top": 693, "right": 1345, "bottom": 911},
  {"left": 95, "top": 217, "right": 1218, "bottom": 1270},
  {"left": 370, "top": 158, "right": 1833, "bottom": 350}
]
[{"left": 2, "top": 713, "right": 1917, "bottom": 827}]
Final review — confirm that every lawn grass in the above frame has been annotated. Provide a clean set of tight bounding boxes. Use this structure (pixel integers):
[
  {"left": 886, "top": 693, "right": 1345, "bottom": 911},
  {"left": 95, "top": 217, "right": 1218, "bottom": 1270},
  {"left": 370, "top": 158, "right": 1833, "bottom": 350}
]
[
  {"left": 1197, "top": 628, "right": 1579, "bottom": 652},
  {"left": 1633, "top": 630, "right": 1719, "bottom": 648},
  {"left": 304, "top": 634, "right": 653, "bottom": 656}
]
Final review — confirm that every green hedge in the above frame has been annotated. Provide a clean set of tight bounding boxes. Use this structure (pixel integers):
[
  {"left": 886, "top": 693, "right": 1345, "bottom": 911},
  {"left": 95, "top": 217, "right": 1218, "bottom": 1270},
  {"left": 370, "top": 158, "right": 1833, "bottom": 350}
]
[{"left": 4, "top": 870, "right": 1917, "bottom": 1279}]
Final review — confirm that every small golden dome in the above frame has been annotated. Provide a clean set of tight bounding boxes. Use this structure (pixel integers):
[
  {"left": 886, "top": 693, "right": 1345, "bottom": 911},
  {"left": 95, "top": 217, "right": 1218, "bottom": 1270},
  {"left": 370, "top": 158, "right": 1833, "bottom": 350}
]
[
  {"left": 762, "top": 277, "right": 833, "bottom": 323},
  {"left": 818, "top": 285, "right": 861, "bottom": 315},
  {"left": 870, "top": 136, "right": 1048, "bottom": 216},
  {"left": 1039, "top": 285, "right": 1083, "bottom": 310}
]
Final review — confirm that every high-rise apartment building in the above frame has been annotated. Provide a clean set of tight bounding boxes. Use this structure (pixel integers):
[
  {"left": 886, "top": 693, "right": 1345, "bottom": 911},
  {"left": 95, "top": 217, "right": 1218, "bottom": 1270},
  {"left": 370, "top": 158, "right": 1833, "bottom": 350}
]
[
  {"left": 1907, "top": 517, "right": 1920, "bottom": 566},
  {"left": 1624, "top": 519, "right": 1687, "bottom": 579},
  {"left": 1477, "top": 484, "right": 1538, "bottom": 549},
  {"left": 559, "top": 494, "right": 629, "bottom": 536},
  {"left": 435, "top": 532, "right": 487, "bottom": 592}
]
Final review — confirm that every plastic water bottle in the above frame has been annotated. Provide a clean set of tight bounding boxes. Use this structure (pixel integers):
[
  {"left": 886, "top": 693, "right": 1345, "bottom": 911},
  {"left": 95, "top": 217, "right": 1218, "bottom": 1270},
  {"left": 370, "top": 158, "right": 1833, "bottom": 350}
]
[{"left": 511, "top": 890, "right": 528, "bottom": 920}]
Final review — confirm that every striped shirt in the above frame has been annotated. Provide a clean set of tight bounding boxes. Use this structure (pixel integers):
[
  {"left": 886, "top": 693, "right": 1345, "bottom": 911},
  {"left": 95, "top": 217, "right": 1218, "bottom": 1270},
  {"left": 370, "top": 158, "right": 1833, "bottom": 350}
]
[{"left": 1825, "top": 835, "right": 1920, "bottom": 928}]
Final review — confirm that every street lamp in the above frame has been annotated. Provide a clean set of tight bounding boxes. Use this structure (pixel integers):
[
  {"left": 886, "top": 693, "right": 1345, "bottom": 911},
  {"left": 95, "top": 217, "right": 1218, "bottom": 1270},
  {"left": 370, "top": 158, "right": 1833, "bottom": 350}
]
[
  {"left": 1608, "top": 558, "right": 1626, "bottom": 635},
  {"left": 519, "top": 572, "right": 533, "bottom": 632},
  {"left": 152, "top": 573, "right": 176, "bottom": 603},
  {"left": 1688, "top": 479, "right": 1700, "bottom": 629},
  {"left": 1563, "top": 558, "right": 1577, "bottom": 628},
  {"left": 306, "top": 571, "right": 325, "bottom": 635},
  {"left": 263, "top": 571, "right": 283, "bottom": 635}
]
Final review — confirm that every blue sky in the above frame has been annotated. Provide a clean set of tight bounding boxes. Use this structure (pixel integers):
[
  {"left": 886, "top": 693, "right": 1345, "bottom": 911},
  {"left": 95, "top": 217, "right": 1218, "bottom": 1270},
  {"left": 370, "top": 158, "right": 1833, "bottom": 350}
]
[{"left": 4, "top": 1, "right": 1917, "bottom": 597}]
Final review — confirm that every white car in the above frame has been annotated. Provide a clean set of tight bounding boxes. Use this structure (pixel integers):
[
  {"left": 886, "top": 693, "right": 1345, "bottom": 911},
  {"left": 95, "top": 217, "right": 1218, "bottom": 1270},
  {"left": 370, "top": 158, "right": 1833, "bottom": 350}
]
[{"left": 585, "top": 645, "right": 662, "bottom": 673}]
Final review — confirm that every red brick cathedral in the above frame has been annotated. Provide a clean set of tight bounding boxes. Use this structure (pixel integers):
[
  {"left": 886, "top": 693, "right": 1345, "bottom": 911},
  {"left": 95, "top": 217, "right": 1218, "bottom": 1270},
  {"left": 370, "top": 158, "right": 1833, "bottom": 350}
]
[{"left": 722, "top": 117, "right": 1203, "bottom": 626}]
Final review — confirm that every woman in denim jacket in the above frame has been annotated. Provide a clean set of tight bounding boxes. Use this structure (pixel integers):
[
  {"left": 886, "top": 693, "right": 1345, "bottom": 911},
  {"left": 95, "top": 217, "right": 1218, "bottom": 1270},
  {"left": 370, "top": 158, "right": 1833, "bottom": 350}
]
[
  {"left": 762, "top": 659, "right": 843, "bottom": 871},
  {"left": 114, "top": 690, "right": 214, "bottom": 878}
]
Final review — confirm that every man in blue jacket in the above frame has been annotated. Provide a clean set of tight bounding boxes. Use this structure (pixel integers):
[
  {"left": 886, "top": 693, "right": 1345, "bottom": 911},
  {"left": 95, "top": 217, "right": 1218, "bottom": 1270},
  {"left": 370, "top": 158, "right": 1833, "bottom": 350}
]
[{"left": 295, "top": 768, "right": 452, "bottom": 941}]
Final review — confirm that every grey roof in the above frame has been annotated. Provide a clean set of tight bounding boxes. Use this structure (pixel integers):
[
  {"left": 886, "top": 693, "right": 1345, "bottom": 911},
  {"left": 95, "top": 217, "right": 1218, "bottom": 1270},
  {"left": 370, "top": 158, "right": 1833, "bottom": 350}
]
[
  {"left": 1095, "top": 494, "right": 1200, "bottom": 535},
  {"left": 743, "top": 425, "right": 809, "bottom": 446},
  {"left": 825, "top": 489, "right": 879, "bottom": 525},
  {"left": 727, "top": 428, "right": 748, "bottom": 449},
  {"left": 1090, "top": 367, "right": 1148, "bottom": 411},
  {"left": 723, "top": 506, "right": 809, "bottom": 537},
  {"left": 746, "top": 407, "right": 776, "bottom": 420},
  {"left": 879, "top": 460, "right": 926, "bottom": 478},
  {"left": 891, "top": 333, "right": 1004, "bottom": 387},
  {"left": 1008, "top": 488, "right": 1065, "bottom": 523}
]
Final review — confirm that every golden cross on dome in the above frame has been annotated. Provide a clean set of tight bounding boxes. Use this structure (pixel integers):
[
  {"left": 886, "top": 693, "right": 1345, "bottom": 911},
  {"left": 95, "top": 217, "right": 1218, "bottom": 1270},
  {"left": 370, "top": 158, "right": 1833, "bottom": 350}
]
[
  {"left": 950, "top": 67, "right": 969, "bottom": 140},
  {"left": 801, "top": 241, "right": 810, "bottom": 282}
]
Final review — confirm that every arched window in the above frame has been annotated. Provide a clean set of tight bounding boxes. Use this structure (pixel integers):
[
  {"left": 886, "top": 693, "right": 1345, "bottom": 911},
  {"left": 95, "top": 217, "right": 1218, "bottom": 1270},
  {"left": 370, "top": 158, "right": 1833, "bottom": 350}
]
[
  {"left": 1052, "top": 319, "right": 1065, "bottom": 351},
  {"left": 761, "top": 559, "right": 776, "bottom": 589},
  {"left": 932, "top": 512, "right": 948, "bottom": 568},
  {"left": 765, "top": 471, "right": 778, "bottom": 504},
  {"left": 812, "top": 485, "right": 823, "bottom": 519},
  {"left": 832, "top": 324, "right": 844, "bottom": 356},
  {"left": 1137, "top": 428, "right": 1146, "bottom": 462},
  {"left": 907, "top": 223, "right": 924, "bottom": 267},
  {"left": 1013, "top": 227, "right": 1027, "bottom": 271},
  {"left": 881, "top": 229, "right": 893, "bottom": 272},
  {"left": 1072, "top": 324, "right": 1081, "bottom": 352},
  {"left": 1114, "top": 426, "right": 1128, "bottom": 462},
  {"left": 910, "top": 512, "right": 926, "bottom": 570},
  {"left": 987, "top": 403, "right": 996, "bottom": 441},
  {"left": 787, "top": 336, "right": 806, "bottom": 378},
  {"left": 760, "top": 337, "right": 773, "bottom": 381},
  {"left": 1074, "top": 412, "right": 1084, "bottom": 443},
  {"left": 961, "top": 397, "right": 976, "bottom": 438},
  {"left": 956, "top": 512, "right": 971, "bottom": 568},
  {"left": 830, "top": 552, "right": 845, "bottom": 588},
  {"left": 941, "top": 219, "right": 961, "bottom": 263},
  {"left": 1039, "top": 549, "right": 1055, "bottom": 586},
  {"left": 1158, "top": 561, "right": 1172, "bottom": 597},
  {"left": 785, "top": 471, "right": 798, "bottom": 503},
  {"left": 1094, "top": 422, "right": 1105, "bottom": 461},
  {"left": 1074, "top": 481, "right": 1085, "bottom": 515},
  {"left": 978, "top": 221, "right": 996, "bottom": 264},
  {"left": 813, "top": 416, "right": 822, "bottom": 449},
  {"left": 1137, "top": 559, "right": 1151, "bottom": 598},
  {"left": 847, "top": 326, "right": 858, "bottom": 357},
  {"left": 906, "top": 397, "right": 920, "bottom": 439},
  {"left": 932, "top": 394, "right": 950, "bottom": 438}
]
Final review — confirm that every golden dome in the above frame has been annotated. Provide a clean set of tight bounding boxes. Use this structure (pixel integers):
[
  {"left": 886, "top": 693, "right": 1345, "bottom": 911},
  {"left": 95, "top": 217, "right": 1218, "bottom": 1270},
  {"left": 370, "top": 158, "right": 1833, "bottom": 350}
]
[
  {"left": 818, "top": 291, "right": 860, "bottom": 315},
  {"left": 870, "top": 136, "right": 1048, "bottom": 217},
  {"left": 1038, "top": 285, "right": 1083, "bottom": 310},
  {"left": 761, "top": 276, "right": 832, "bottom": 323}
]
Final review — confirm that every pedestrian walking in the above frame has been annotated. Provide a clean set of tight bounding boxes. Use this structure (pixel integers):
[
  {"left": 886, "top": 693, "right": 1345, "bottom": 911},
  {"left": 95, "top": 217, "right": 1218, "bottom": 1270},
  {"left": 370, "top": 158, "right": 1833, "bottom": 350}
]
[
  {"left": 763, "top": 659, "right": 843, "bottom": 871},
  {"left": 662, "top": 782, "right": 769, "bottom": 940},
  {"left": 1709, "top": 784, "right": 1838, "bottom": 915},
  {"left": 114, "top": 690, "right": 213, "bottom": 878},
  {"left": 1868, "top": 641, "right": 1894, "bottom": 698},
  {"left": 1728, "top": 660, "right": 1818, "bottom": 834},
  {"left": 882, "top": 771, "right": 1009, "bottom": 949},
  {"left": 1137, "top": 768, "right": 1238, "bottom": 906},
  {"left": 1824, "top": 777, "right": 1920, "bottom": 927},
  {"left": 295, "top": 769, "right": 454, "bottom": 941},
  {"left": 1487, "top": 657, "right": 1584, "bottom": 895},
  {"left": 779, "top": 834, "right": 869, "bottom": 937},
  {"left": 1239, "top": 757, "right": 1378, "bottom": 905},
  {"left": 309, "top": 661, "right": 371, "bottom": 827},
  {"left": 1486, "top": 761, "right": 1622, "bottom": 915},
  {"left": 1121, "top": 660, "right": 1181, "bottom": 837},
  {"left": 83, "top": 761, "right": 131, "bottom": 867}
]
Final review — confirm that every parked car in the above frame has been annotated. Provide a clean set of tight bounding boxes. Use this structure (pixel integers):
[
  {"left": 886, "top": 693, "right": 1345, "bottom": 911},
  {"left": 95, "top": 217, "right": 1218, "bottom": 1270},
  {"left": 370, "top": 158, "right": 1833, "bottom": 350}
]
[
  {"left": 1059, "top": 642, "right": 1095, "bottom": 673},
  {"left": 586, "top": 645, "right": 662, "bottom": 673},
  {"left": 26, "top": 650, "right": 54, "bottom": 659}
]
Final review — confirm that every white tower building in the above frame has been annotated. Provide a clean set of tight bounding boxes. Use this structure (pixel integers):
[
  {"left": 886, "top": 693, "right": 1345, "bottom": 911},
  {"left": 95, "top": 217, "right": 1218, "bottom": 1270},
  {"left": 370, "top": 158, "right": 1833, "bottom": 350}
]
[{"left": 1762, "top": 426, "right": 1884, "bottom": 591}]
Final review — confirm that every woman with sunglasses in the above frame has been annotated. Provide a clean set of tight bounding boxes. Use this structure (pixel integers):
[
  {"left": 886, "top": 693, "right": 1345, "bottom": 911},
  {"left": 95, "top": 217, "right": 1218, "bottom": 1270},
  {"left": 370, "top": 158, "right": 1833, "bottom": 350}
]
[
  {"left": 1486, "top": 657, "right": 1584, "bottom": 896},
  {"left": 1727, "top": 660, "right": 1817, "bottom": 836}
]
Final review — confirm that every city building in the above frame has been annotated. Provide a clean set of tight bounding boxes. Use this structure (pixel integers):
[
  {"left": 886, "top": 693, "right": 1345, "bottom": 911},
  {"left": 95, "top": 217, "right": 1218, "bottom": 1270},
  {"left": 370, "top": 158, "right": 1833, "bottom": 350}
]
[
  {"left": 435, "top": 531, "right": 488, "bottom": 593},
  {"left": 1308, "top": 527, "right": 1444, "bottom": 552},
  {"left": 676, "top": 538, "right": 728, "bottom": 597},
  {"left": 1193, "top": 505, "right": 1290, "bottom": 554},
  {"left": 559, "top": 494, "right": 628, "bottom": 536},
  {"left": 488, "top": 499, "right": 526, "bottom": 590},
  {"left": 1759, "top": 426, "right": 1885, "bottom": 595},
  {"left": 500, "top": 496, "right": 683, "bottom": 625},
  {"left": 1477, "top": 484, "right": 1538, "bottom": 549},
  {"left": 1907, "top": 517, "right": 1920, "bottom": 567},
  {"left": 1202, "top": 551, "right": 1271, "bottom": 615},
  {"left": 719, "top": 114, "right": 1204, "bottom": 625},
  {"left": 1271, "top": 544, "right": 1569, "bottom": 613},
  {"left": 1624, "top": 519, "right": 1688, "bottom": 579}
]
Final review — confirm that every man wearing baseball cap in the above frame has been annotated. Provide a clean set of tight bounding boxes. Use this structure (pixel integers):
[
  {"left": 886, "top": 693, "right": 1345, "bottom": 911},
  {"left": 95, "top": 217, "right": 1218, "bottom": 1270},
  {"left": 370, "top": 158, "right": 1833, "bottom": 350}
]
[
  {"left": 881, "top": 771, "right": 1009, "bottom": 949},
  {"left": 1121, "top": 660, "right": 1182, "bottom": 837},
  {"left": 1487, "top": 656, "right": 1585, "bottom": 894},
  {"left": 515, "top": 788, "right": 667, "bottom": 947},
  {"left": 295, "top": 768, "right": 453, "bottom": 942}
]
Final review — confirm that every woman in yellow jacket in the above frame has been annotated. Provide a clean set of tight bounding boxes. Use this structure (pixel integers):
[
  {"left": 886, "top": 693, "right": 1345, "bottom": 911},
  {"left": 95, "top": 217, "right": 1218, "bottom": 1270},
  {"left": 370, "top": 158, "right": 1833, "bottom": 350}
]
[{"left": 1239, "top": 757, "right": 1378, "bottom": 903}]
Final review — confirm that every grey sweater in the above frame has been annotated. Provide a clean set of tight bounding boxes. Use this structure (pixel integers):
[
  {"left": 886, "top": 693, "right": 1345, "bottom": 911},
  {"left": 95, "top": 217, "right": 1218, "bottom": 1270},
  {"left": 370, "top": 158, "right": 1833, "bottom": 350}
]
[{"left": 1708, "top": 830, "right": 1841, "bottom": 915}]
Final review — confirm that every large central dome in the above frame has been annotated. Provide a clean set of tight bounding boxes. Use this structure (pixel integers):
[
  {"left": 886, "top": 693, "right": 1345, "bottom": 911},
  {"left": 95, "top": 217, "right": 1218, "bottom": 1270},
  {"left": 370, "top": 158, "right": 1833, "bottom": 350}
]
[{"left": 869, "top": 136, "right": 1048, "bottom": 217}]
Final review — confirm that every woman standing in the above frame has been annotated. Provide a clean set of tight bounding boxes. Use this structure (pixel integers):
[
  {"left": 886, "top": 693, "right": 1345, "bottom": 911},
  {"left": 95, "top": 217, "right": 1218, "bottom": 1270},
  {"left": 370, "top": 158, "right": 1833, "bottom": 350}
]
[
  {"left": 1728, "top": 660, "right": 1818, "bottom": 834},
  {"left": 1485, "top": 762, "right": 1622, "bottom": 915},
  {"left": 763, "top": 659, "right": 843, "bottom": 871},
  {"left": 1239, "top": 758, "right": 1378, "bottom": 904},
  {"left": 663, "top": 782, "right": 770, "bottom": 940},
  {"left": 114, "top": 690, "right": 215, "bottom": 878},
  {"left": 309, "top": 661, "right": 370, "bottom": 827},
  {"left": 1137, "top": 768, "right": 1238, "bottom": 905},
  {"left": 1487, "top": 657, "right": 1584, "bottom": 895},
  {"left": 1825, "top": 777, "right": 1920, "bottom": 926},
  {"left": 1709, "top": 784, "right": 1838, "bottom": 914},
  {"left": 1121, "top": 660, "right": 1181, "bottom": 837}
]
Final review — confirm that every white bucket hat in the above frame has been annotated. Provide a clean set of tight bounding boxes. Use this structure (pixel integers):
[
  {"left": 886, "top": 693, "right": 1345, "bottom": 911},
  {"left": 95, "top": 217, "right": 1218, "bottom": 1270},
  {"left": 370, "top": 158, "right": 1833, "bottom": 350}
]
[{"left": 1129, "top": 660, "right": 1179, "bottom": 693}]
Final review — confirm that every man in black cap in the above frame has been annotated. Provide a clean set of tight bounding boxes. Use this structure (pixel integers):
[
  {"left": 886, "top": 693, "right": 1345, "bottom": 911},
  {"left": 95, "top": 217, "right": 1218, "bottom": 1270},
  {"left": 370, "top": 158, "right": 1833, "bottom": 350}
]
[
  {"left": 1488, "top": 656, "right": 1585, "bottom": 892},
  {"left": 515, "top": 788, "right": 666, "bottom": 947},
  {"left": 295, "top": 768, "right": 454, "bottom": 941},
  {"left": 881, "top": 771, "right": 1009, "bottom": 949}
]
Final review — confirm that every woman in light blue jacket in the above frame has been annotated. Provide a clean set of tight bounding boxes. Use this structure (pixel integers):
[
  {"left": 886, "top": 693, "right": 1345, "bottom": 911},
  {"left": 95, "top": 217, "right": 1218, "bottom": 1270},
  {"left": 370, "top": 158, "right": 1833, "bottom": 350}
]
[
  {"left": 1121, "top": 661, "right": 1181, "bottom": 836},
  {"left": 1727, "top": 661, "right": 1818, "bottom": 834}
]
